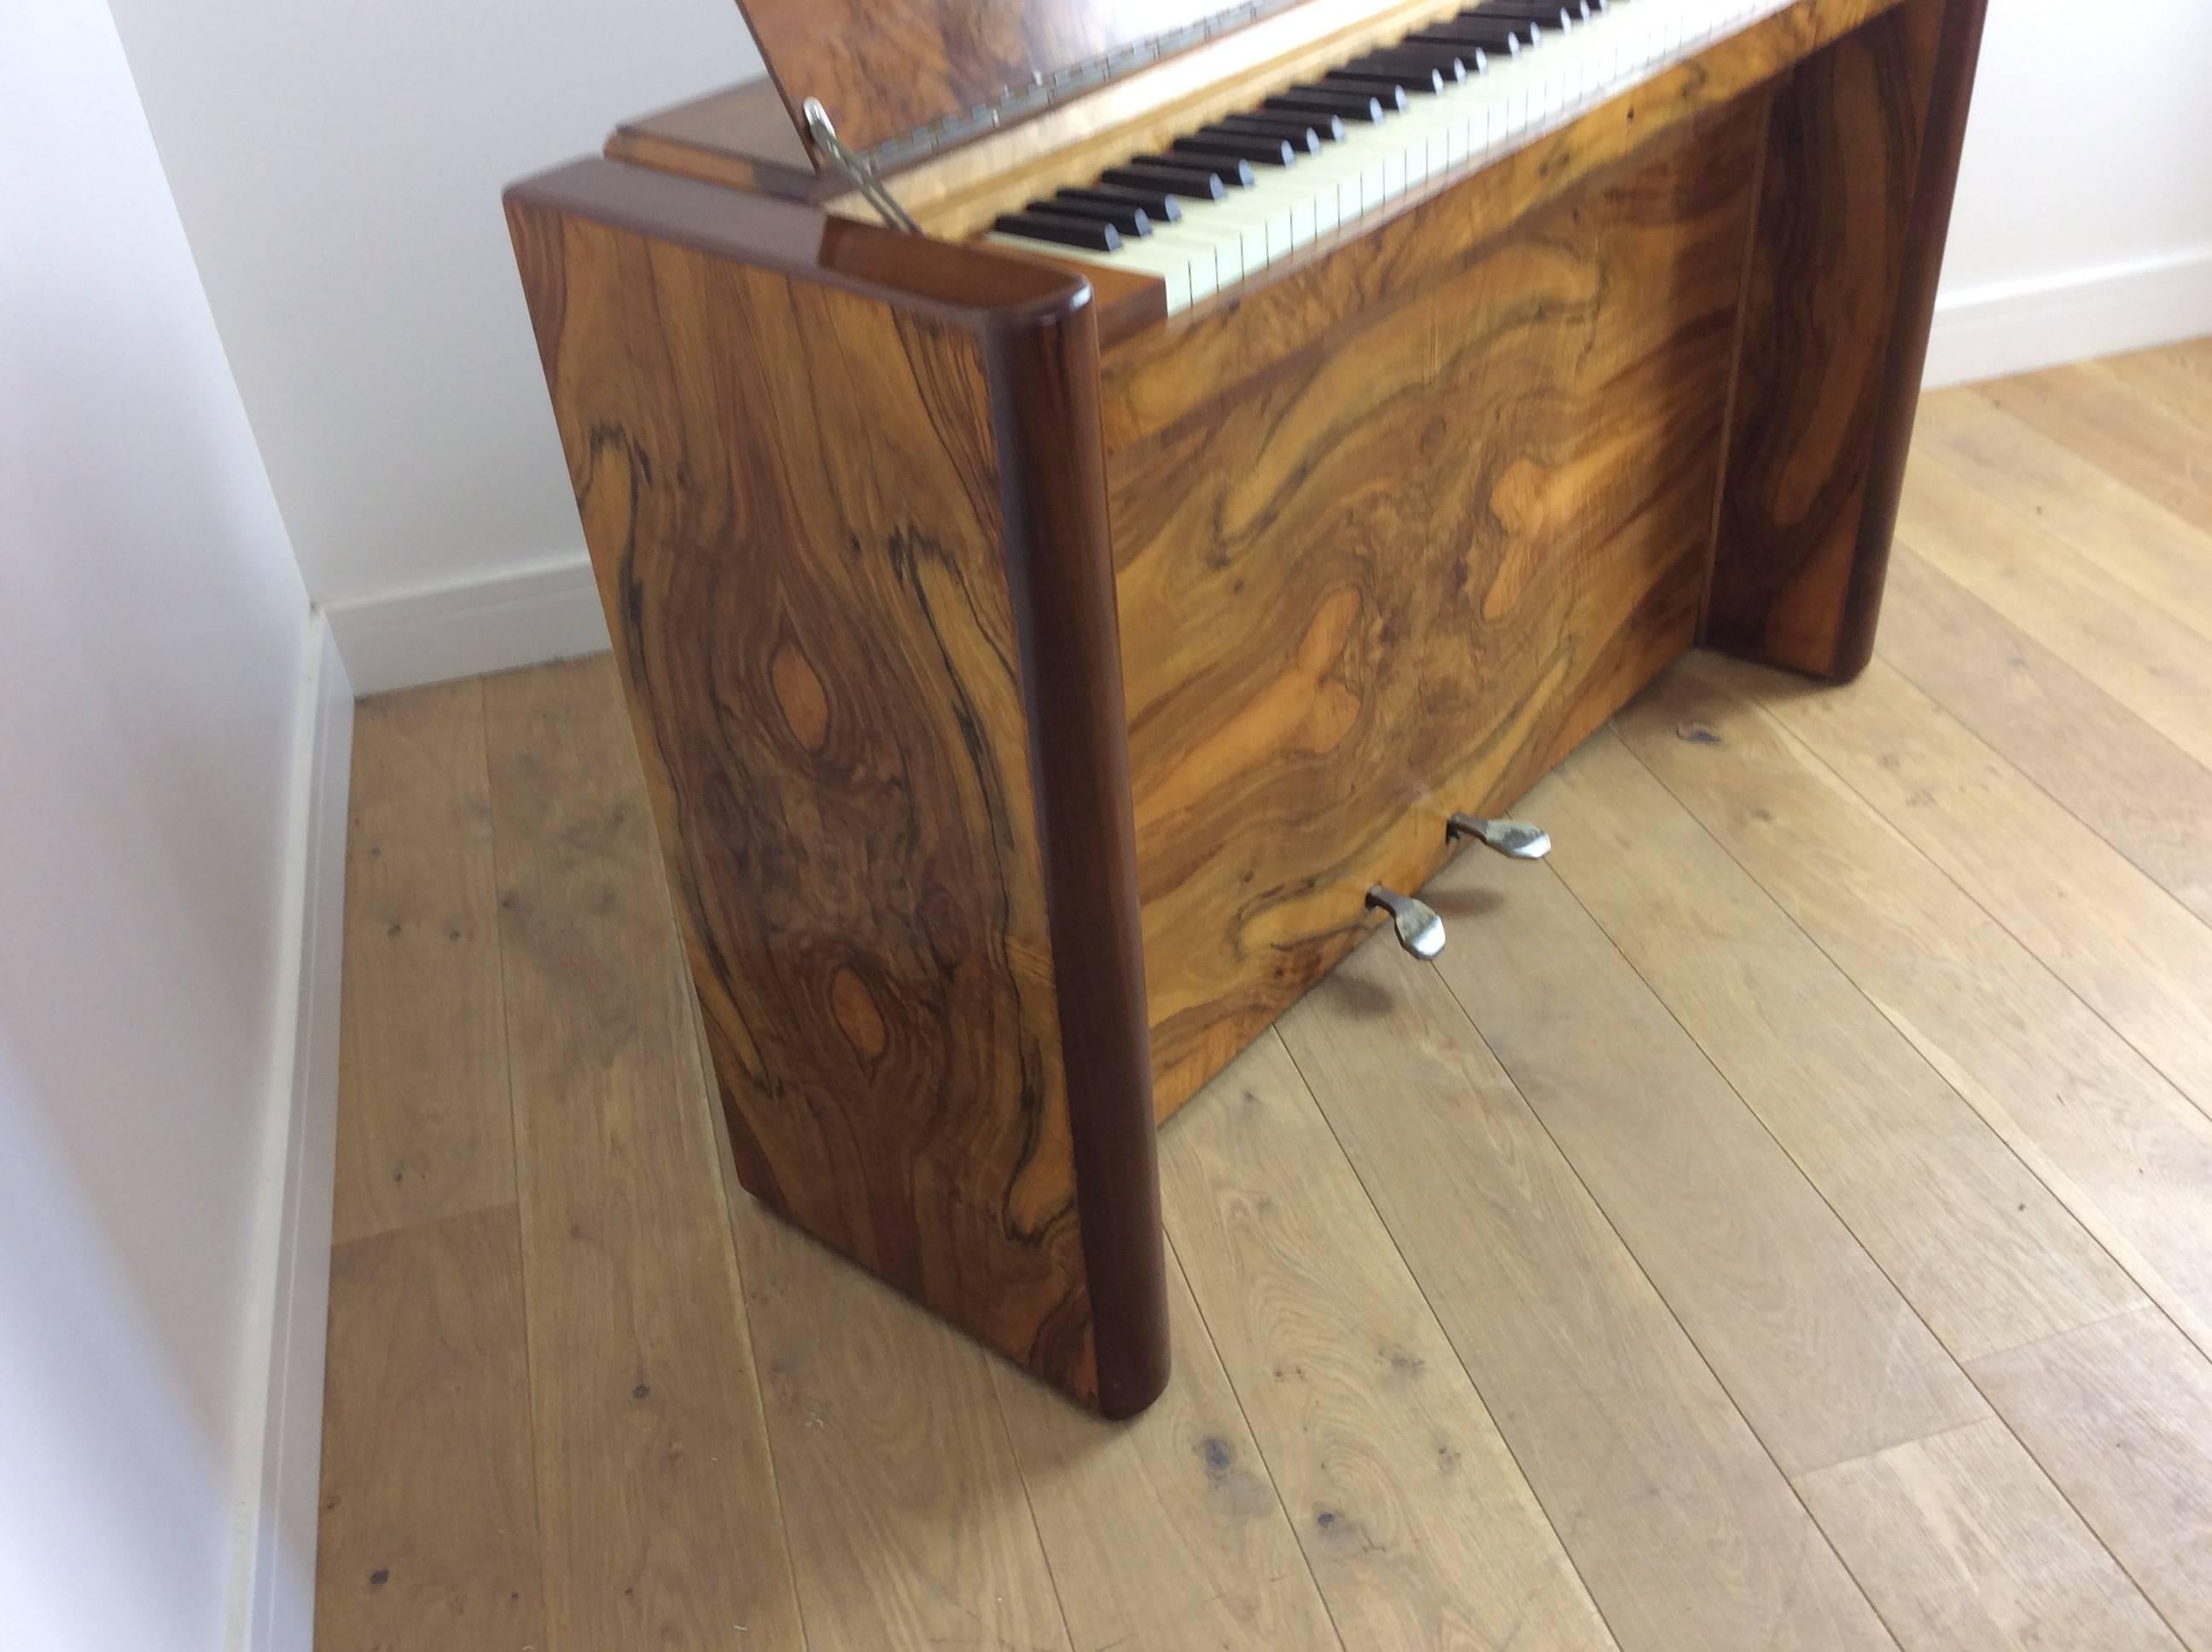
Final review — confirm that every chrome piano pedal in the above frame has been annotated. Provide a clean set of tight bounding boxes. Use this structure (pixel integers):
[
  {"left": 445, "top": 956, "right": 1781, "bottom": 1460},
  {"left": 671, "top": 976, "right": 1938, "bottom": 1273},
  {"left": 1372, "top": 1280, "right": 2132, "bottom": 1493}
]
[
  {"left": 1446, "top": 813, "right": 1552, "bottom": 860},
  {"left": 1368, "top": 886, "right": 1447, "bottom": 959}
]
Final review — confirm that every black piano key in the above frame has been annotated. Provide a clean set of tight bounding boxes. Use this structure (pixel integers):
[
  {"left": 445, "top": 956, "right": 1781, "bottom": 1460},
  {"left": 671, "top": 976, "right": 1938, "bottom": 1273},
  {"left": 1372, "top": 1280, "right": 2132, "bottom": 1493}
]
[
  {"left": 1206, "top": 117, "right": 1324, "bottom": 156},
  {"left": 993, "top": 212, "right": 1121, "bottom": 253},
  {"left": 1100, "top": 161, "right": 1228, "bottom": 201},
  {"left": 1056, "top": 183, "right": 1182, "bottom": 224},
  {"left": 1411, "top": 17, "right": 1540, "bottom": 51},
  {"left": 1325, "top": 66, "right": 1449, "bottom": 96},
  {"left": 1135, "top": 150, "right": 1256, "bottom": 189},
  {"left": 1027, "top": 196, "right": 1152, "bottom": 236},
  {"left": 1219, "top": 110, "right": 1343, "bottom": 146},
  {"left": 1173, "top": 132, "right": 1298, "bottom": 168},
  {"left": 1476, "top": 1, "right": 1586, "bottom": 23},
  {"left": 1267, "top": 85, "right": 1400, "bottom": 120},
  {"left": 1346, "top": 46, "right": 1473, "bottom": 81}
]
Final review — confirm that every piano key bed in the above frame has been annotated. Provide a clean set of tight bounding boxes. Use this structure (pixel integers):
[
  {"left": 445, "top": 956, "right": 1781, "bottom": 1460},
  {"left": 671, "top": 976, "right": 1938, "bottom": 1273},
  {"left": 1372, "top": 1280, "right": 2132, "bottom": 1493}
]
[{"left": 984, "top": 0, "right": 1778, "bottom": 314}]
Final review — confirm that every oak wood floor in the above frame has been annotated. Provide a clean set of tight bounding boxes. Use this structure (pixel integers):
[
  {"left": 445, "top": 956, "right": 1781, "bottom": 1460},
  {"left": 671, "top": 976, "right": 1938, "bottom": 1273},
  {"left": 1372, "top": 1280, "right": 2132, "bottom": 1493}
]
[{"left": 315, "top": 339, "right": 2212, "bottom": 1652}]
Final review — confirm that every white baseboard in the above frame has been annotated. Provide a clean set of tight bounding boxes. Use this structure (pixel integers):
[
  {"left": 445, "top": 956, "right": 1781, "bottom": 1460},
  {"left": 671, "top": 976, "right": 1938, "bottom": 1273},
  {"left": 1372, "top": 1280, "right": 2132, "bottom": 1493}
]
[
  {"left": 317, "top": 258, "right": 2210, "bottom": 695},
  {"left": 229, "top": 614, "right": 354, "bottom": 1652},
  {"left": 325, "top": 553, "right": 609, "bottom": 695},
  {"left": 1924, "top": 250, "right": 2212, "bottom": 389}
]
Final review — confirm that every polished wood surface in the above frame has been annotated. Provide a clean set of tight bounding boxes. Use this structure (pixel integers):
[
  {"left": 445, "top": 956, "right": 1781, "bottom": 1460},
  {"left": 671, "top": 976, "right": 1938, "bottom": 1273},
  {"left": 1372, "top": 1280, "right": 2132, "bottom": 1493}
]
[
  {"left": 1704, "top": 0, "right": 1988, "bottom": 678},
  {"left": 1114, "top": 110, "right": 1756, "bottom": 1114},
  {"left": 608, "top": 79, "right": 828, "bottom": 201},
  {"left": 505, "top": 167, "right": 1167, "bottom": 1412},
  {"left": 734, "top": 0, "right": 1331, "bottom": 160},
  {"left": 321, "top": 346, "right": 2212, "bottom": 1650}
]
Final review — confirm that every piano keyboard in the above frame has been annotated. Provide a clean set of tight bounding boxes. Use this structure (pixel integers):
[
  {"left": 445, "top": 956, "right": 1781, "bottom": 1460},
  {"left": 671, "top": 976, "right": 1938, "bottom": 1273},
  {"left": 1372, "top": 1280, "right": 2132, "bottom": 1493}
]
[{"left": 983, "top": 0, "right": 1773, "bottom": 314}]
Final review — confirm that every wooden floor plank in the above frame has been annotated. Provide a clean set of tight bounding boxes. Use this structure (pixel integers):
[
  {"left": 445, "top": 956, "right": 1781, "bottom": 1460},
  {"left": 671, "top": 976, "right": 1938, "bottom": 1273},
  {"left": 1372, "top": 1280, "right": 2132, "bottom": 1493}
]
[
  {"left": 1747, "top": 654, "right": 2212, "bottom": 1120},
  {"left": 1894, "top": 439, "right": 2212, "bottom": 775},
  {"left": 730, "top": 1192, "right": 1074, "bottom": 1652},
  {"left": 990, "top": 1250, "right": 1342, "bottom": 1652},
  {"left": 1161, "top": 1030, "right": 1619, "bottom": 1652},
  {"left": 314, "top": 1206, "right": 545, "bottom": 1650},
  {"left": 2101, "top": 340, "right": 2212, "bottom": 432},
  {"left": 1792, "top": 1416, "right": 2181, "bottom": 1652},
  {"left": 1971, "top": 1309, "right": 2212, "bottom": 1652},
  {"left": 334, "top": 682, "right": 515, "bottom": 1243},
  {"left": 1617, "top": 659, "right": 2212, "bottom": 1361},
  {"left": 1980, "top": 359, "right": 2212, "bottom": 538},
  {"left": 1280, "top": 939, "right": 1896, "bottom": 1652},
  {"left": 483, "top": 658, "right": 804, "bottom": 1652},
  {"left": 1423, "top": 819, "right": 1987, "bottom": 1475},
  {"left": 1877, "top": 550, "right": 2212, "bottom": 928},
  {"left": 1534, "top": 727, "right": 2139, "bottom": 1360},
  {"left": 1912, "top": 388, "right": 2212, "bottom": 646}
]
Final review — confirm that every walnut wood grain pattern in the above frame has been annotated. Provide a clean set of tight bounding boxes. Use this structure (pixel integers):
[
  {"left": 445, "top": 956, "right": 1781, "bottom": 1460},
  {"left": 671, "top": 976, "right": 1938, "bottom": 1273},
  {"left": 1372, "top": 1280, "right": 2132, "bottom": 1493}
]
[
  {"left": 504, "top": 161, "right": 1167, "bottom": 1414},
  {"left": 736, "top": 0, "right": 1284, "bottom": 160},
  {"left": 1111, "top": 114, "right": 1757, "bottom": 1116},
  {"left": 1703, "top": 0, "right": 1989, "bottom": 678},
  {"left": 1091, "top": 0, "right": 1903, "bottom": 449},
  {"left": 608, "top": 79, "right": 829, "bottom": 203}
]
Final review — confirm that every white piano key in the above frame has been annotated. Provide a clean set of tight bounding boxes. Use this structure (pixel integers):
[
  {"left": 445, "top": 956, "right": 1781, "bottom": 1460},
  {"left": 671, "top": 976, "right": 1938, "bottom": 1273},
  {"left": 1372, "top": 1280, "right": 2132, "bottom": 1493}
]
[
  {"left": 981, "top": 233, "right": 1196, "bottom": 316},
  {"left": 995, "top": 0, "right": 1780, "bottom": 316}
]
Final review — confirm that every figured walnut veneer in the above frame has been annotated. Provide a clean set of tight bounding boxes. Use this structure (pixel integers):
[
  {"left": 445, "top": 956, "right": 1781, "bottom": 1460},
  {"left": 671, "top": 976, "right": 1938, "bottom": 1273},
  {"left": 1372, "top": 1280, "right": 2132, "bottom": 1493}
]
[
  {"left": 1707, "top": 0, "right": 1990, "bottom": 676},
  {"left": 507, "top": 164, "right": 1167, "bottom": 1416},
  {"left": 1110, "top": 105, "right": 1764, "bottom": 1114}
]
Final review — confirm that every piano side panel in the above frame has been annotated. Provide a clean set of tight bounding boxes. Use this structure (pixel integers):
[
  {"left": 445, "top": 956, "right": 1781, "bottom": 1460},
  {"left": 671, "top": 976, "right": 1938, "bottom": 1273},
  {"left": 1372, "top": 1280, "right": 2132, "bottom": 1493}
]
[
  {"left": 1704, "top": 0, "right": 1990, "bottom": 678},
  {"left": 504, "top": 167, "right": 1167, "bottom": 1415},
  {"left": 1109, "top": 109, "right": 1763, "bottom": 1118}
]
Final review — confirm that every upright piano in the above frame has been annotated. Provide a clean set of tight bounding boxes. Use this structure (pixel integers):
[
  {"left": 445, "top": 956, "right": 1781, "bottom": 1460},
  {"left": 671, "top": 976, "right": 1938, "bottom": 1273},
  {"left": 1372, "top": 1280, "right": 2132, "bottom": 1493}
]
[{"left": 506, "top": 0, "right": 1988, "bottom": 1416}]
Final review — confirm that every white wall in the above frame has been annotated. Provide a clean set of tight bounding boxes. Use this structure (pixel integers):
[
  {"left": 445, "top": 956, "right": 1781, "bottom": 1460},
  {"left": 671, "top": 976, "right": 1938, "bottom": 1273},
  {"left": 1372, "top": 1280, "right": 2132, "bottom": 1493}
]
[
  {"left": 0, "top": 2, "right": 317, "bottom": 1648},
  {"left": 104, "top": 0, "right": 2212, "bottom": 688},
  {"left": 105, "top": 0, "right": 761, "bottom": 675},
  {"left": 1927, "top": 0, "right": 2212, "bottom": 384}
]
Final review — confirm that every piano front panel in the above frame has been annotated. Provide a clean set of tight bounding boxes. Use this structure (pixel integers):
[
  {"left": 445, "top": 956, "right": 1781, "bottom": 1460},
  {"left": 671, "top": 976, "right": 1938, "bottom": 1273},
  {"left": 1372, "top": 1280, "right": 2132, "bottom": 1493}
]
[{"left": 1108, "top": 102, "right": 1763, "bottom": 1114}]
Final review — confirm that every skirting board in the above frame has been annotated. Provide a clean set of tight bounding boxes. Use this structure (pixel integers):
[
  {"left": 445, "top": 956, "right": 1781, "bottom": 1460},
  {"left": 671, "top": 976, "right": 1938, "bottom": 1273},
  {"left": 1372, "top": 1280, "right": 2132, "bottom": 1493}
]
[
  {"left": 228, "top": 614, "right": 354, "bottom": 1652},
  {"left": 1923, "top": 248, "right": 2212, "bottom": 389},
  {"left": 327, "top": 554, "right": 611, "bottom": 695},
  {"left": 327, "top": 258, "right": 2211, "bottom": 695}
]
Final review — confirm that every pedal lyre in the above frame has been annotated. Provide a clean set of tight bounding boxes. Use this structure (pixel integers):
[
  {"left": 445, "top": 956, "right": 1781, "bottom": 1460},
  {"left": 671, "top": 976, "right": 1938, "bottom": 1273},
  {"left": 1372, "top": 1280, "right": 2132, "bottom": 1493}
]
[{"left": 1367, "top": 886, "right": 1447, "bottom": 959}]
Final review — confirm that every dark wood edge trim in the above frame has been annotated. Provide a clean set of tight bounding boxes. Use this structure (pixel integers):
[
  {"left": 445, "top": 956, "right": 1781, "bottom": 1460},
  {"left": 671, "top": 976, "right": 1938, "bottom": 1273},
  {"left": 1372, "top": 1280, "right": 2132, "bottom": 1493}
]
[
  {"left": 604, "top": 131, "right": 841, "bottom": 204},
  {"left": 985, "top": 305, "right": 1172, "bottom": 1420},
  {"left": 1830, "top": 0, "right": 1991, "bottom": 680},
  {"left": 1700, "top": 90, "right": 1778, "bottom": 637},
  {"left": 503, "top": 158, "right": 1092, "bottom": 329}
]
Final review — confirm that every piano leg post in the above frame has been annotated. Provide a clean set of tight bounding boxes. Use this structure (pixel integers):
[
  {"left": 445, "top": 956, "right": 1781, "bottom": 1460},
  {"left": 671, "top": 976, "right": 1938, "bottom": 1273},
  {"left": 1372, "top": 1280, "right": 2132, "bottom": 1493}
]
[{"left": 1702, "top": 0, "right": 1992, "bottom": 681}]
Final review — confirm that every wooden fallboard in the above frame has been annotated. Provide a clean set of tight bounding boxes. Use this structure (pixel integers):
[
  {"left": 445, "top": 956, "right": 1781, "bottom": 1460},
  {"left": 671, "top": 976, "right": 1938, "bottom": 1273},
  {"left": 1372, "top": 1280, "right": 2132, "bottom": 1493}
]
[
  {"left": 732, "top": 0, "right": 1317, "bottom": 160},
  {"left": 1110, "top": 102, "right": 1765, "bottom": 1116}
]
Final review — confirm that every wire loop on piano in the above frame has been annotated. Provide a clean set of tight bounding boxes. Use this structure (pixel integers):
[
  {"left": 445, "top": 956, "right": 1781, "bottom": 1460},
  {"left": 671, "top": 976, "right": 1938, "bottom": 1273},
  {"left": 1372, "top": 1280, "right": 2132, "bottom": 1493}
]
[{"left": 803, "top": 98, "right": 925, "bottom": 234}]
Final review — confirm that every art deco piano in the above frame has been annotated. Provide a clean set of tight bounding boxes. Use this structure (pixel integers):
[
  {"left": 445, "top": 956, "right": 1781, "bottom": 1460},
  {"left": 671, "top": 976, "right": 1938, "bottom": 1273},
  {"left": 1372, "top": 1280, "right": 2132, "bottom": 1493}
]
[{"left": 506, "top": 0, "right": 1988, "bottom": 1416}]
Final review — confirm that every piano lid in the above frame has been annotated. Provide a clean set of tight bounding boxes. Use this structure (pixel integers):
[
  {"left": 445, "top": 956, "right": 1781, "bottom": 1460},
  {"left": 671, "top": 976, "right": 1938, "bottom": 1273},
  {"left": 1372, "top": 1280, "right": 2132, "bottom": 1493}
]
[{"left": 733, "top": 0, "right": 1318, "bottom": 166}]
